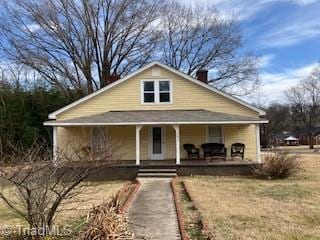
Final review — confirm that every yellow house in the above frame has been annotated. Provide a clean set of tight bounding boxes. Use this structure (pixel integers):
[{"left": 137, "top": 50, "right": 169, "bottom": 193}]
[{"left": 44, "top": 62, "right": 267, "bottom": 169}]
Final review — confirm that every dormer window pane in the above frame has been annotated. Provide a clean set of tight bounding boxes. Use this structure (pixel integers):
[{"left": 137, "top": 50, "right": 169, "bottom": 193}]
[
  {"left": 159, "top": 80, "right": 170, "bottom": 103},
  {"left": 144, "top": 93, "right": 154, "bottom": 102},
  {"left": 144, "top": 81, "right": 154, "bottom": 91},
  {"left": 143, "top": 81, "right": 155, "bottom": 103},
  {"left": 160, "top": 92, "right": 170, "bottom": 102},
  {"left": 159, "top": 81, "right": 170, "bottom": 91}
]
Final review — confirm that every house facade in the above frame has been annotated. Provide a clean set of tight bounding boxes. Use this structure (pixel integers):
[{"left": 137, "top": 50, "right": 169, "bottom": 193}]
[{"left": 44, "top": 62, "right": 267, "bottom": 165}]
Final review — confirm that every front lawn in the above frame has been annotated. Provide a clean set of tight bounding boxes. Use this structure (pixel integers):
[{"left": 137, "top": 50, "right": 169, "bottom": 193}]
[
  {"left": 0, "top": 180, "right": 128, "bottom": 227},
  {"left": 178, "top": 154, "right": 320, "bottom": 239}
]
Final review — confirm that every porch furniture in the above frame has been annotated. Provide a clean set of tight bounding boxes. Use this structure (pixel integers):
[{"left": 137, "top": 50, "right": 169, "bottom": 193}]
[
  {"left": 201, "top": 143, "right": 227, "bottom": 160},
  {"left": 231, "top": 143, "right": 245, "bottom": 160},
  {"left": 183, "top": 144, "right": 200, "bottom": 160}
]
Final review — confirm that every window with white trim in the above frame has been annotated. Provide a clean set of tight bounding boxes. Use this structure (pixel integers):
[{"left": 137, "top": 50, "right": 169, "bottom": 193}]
[
  {"left": 208, "top": 126, "right": 223, "bottom": 143},
  {"left": 142, "top": 80, "right": 172, "bottom": 103},
  {"left": 143, "top": 81, "right": 155, "bottom": 103},
  {"left": 91, "top": 127, "right": 106, "bottom": 152}
]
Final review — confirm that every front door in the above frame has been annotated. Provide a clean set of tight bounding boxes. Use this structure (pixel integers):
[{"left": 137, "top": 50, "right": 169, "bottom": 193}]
[{"left": 150, "top": 126, "right": 165, "bottom": 160}]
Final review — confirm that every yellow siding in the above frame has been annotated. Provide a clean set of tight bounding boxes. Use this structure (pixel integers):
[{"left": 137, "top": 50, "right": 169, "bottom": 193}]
[
  {"left": 108, "top": 126, "right": 135, "bottom": 160},
  {"left": 57, "top": 66, "right": 259, "bottom": 120},
  {"left": 57, "top": 127, "right": 91, "bottom": 156},
  {"left": 224, "top": 124, "right": 257, "bottom": 160},
  {"left": 56, "top": 124, "right": 257, "bottom": 161},
  {"left": 180, "top": 125, "right": 206, "bottom": 159}
]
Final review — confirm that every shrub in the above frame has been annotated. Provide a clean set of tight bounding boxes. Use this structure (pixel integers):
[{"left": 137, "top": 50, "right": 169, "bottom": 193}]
[
  {"left": 78, "top": 195, "right": 133, "bottom": 240},
  {"left": 252, "top": 151, "right": 300, "bottom": 179}
]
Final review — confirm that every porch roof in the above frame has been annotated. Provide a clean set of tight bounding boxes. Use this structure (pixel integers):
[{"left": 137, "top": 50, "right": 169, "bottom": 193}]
[{"left": 44, "top": 109, "right": 268, "bottom": 126}]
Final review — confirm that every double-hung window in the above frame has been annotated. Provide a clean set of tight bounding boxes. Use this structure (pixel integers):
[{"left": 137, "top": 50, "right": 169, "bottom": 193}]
[
  {"left": 207, "top": 126, "right": 224, "bottom": 143},
  {"left": 142, "top": 80, "right": 172, "bottom": 104},
  {"left": 91, "top": 127, "right": 106, "bottom": 152},
  {"left": 143, "top": 81, "right": 155, "bottom": 103}
]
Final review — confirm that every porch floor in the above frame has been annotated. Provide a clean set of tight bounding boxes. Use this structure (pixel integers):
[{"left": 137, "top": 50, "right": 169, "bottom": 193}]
[{"left": 116, "top": 159, "right": 260, "bottom": 167}]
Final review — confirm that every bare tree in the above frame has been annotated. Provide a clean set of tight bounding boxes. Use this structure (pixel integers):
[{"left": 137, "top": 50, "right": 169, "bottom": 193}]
[
  {"left": 0, "top": 139, "right": 120, "bottom": 237},
  {"left": 0, "top": 0, "right": 161, "bottom": 99},
  {"left": 160, "top": 3, "right": 259, "bottom": 96},
  {"left": 286, "top": 66, "right": 320, "bottom": 149},
  {"left": 0, "top": 0, "right": 260, "bottom": 98}
]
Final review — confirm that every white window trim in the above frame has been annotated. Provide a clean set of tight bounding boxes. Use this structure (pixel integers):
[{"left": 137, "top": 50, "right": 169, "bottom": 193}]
[
  {"left": 206, "top": 125, "right": 224, "bottom": 144},
  {"left": 140, "top": 79, "right": 173, "bottom": 105}
]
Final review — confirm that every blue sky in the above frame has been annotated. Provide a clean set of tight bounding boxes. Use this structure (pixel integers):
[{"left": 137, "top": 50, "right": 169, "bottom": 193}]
[{"left": 184, "top": 0, "right": 320, "bottom": 104}]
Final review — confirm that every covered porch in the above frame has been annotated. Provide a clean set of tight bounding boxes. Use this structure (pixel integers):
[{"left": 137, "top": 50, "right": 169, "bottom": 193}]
[{"left": 44, "top": 110, "right": 267, "bottom": 165}]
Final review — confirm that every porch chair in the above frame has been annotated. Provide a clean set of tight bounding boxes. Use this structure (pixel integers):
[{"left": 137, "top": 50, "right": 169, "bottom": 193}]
[
  {"left": 201, "top": 143, "right": 227, "bottom": 160},
  {"left": 231, "top": 143, "right": 245, "bottom": 160},
  {"left": 183, "top": 144, "right": 200, "bottom": 160}
]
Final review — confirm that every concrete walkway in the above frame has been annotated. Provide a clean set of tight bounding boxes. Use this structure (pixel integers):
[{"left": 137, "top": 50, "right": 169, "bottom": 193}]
[{"left": 128, "top": 178, "right": 181, "bottom": 240}]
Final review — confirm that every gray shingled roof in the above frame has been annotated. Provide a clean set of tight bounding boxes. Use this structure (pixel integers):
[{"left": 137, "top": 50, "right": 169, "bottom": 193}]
[{"left": 44, "top": 110, "right": 267, "bottom": 126}]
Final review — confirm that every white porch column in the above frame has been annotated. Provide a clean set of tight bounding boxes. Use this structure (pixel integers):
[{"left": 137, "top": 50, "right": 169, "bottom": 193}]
[
  {"left": 255, "top": 124, "right": 261, "bottom": 163},
  {"left": 173, "top": 125, "right": 181, "bottom": 165},
  {"left": 135, "top": 125, "right": 142, "bottom": 165},
  {"left": 53, "top": 126, "right": 58, "bottom": 164}
]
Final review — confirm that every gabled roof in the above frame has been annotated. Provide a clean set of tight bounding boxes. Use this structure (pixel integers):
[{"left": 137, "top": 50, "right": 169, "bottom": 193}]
[
  {"left": 48, "top": 61, "right": 266, "bottom": 119},
  {"left": 44, "top": 109, "right": 268, "bottom": 126},
  {"left": 294, "top": 127, "right": 320, "bottom": 137}
]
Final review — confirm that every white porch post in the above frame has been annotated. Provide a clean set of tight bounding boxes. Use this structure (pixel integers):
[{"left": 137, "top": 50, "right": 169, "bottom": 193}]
[
  {"left": 53, "top": 126, "right": 58, "bottom": 164},
  {"left": 255, "top": 124, "right": 261, "bottom": 163},
  {"left": 136, "top": 125, "right": 142, "bottom": 165},
  {"left": 173, "top": 125, "right": 181, "bottom": 165}
]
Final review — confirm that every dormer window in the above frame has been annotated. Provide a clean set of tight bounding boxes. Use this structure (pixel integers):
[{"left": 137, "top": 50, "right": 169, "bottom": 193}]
[
  {"left": 141, "top": 80, "right": 172, "bottom": 104},
  {"left": 143, "top": 81, "right": 155, "bottom": 102}
]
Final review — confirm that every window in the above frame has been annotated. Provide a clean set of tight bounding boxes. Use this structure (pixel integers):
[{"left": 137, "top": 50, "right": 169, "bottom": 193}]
[
  {"left": 159, "top": 81, "right": 170, "bottom": 102},
  {"left": 142, "top": 80, "right": 172, "bottom": 104},
  {"left": 143, "top": 81, "right": 155, "bottom": 103},
  {"left": 208, "top": 126, "right": 223, "bottom": 143},
  {"left": 91, "top": 127, "right": 106, "bottom": 152}
]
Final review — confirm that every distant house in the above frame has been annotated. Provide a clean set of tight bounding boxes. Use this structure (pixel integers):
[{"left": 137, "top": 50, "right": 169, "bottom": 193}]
[
  {"left": 284, "top": 136, "right": 299, "bottom": 146},
  {"left": 271, "top": 128, "right": 320, "bottom": 147},
  {"left": 294, "top": 127, "right": 320, "bottom": 146},
  {"left": 271, "top": 131, "right": 292, "bottom": 146}
]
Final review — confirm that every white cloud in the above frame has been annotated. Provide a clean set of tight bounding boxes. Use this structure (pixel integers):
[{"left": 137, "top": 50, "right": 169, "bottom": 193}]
[
  {"left": 291, "top": 0, "right": 320, "bottom": 5},
  {"left": 259, "top": 18, "right": 320, "bottom": 47},
  {"left": 180, "top": 0, "right": 320, "bottom": 21},
  {"left": 258, "top": 62, "right": 319, "bottom": 103},
  {"left": 258, "top": 54, "right": 275, "bottom": 68}
]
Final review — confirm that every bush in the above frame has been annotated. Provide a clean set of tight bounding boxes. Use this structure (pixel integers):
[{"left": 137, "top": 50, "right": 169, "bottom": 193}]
[
  {"left": 253, "top": 151, "right": 300, "bottom": 179},
  {"left": 78, "top": 194, "right": 133, "bottom": 240}
]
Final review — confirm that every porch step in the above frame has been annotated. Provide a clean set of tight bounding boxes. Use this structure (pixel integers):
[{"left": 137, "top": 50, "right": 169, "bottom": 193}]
[
  {"left": 137, "top": 172, "right": 177, "bottom": 178},
  {"left": 137, "top": 168, "right": 177, "bottom": 178},
  {"left": 139, "top": 168, "right": 177, "bottom": 173}
]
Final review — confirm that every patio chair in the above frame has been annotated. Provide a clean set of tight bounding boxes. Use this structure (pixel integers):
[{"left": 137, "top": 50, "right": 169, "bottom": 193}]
[
  {"left": 183, "top": 144, "right": 200, "bottom": 160},
  {"left": 231, "top": 143, "right": 245, "bottom": 160},
  {"left": 201, "top": 143, "right": 227, "bottom": 160}
]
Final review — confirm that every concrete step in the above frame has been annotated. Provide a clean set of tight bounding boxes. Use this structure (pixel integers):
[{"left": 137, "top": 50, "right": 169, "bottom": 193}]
[
  {"left": 137, "top": 172, "right": 177, "bottom": 178},
  {"left": 139, "top": 168, "right": 177, "bottom": 173}
]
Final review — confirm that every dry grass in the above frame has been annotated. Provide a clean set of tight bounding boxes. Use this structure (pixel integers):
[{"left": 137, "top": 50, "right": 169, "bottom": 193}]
[
  {"left": 183, "top": 154, "right": 320, "bottom": 240},
  {"left": 0, "top": 180, "right": 128, "bottom": 227},
  {"left": 274, "top": 145, "right": 320, "bottom": 150}
]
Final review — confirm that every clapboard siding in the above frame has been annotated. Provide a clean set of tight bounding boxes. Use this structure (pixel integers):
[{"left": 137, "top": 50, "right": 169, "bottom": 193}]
[
  {"left": 224, "top": 124, "right": 257, "bottom": 160},
  {"left": 56, "top": 124, "right": 257, "bottom": 161},
  {"left": 57, "top": 67, "right": 259, "bottom": 120}
]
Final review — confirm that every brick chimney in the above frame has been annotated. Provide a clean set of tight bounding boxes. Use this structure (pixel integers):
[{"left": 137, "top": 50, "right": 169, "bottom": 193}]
[
  {"left": 105, "top": 75, "right": 120, "bottom": 85},
  {"left": 196, "top": 70, "right": 208, "bottom": 84}
]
